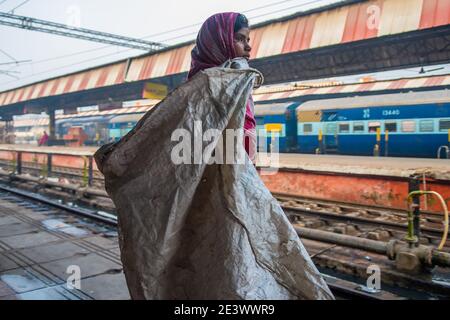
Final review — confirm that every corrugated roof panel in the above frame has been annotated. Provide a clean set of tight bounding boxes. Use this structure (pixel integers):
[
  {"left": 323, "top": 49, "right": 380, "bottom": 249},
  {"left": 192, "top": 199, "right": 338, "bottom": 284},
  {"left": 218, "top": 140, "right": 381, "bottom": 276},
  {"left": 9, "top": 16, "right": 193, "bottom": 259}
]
[
  {"left": 37, "top": 81, "right": 49, "bottom": 98},
  {"left": 151, "top": 51, "right": 172, "bottom": 78},
  {"left": 15, "top": 88, "right": 25, "bottom": 103},
  {"left": 17, "top": 87, "right": 30, "bottom": 103},
  {"left": 249, "top": 27, "right": 265, "bottom": 59},
  {"left": 434, "top": 0, "right": 450, "bottom": 26},
  {"left": 406, "top": 77, "right": 428, "bottom": 88},
  {"left": 442, "top": 76, "right": 450, "bottom": 85},
  {"left": 30, "top": 83, "right": 43, "bottom": 100},
  {"left": 423, "top": 75, "right": 445, "bottom": 86},
  {"left": 3, "top": 92, "right": 11, "bottom": 105},
  {"left": 54, "top": 77, "right": 68, "bottom": 95},
  {"left": 85, "top": 70, "right": 100, "bottom": 90},
  {"left": 115, "top": 63, "right": 127, "bottom": 84},
  {"left": 299, "top": 89, "right": 450, "bottom": 111},
  {"left": 23, "top": 88, "right": 32, "bottom": 102},
  {"left": 104, "top": 64, "right": 121, "bottom": 86},
  {"left": 166, "top": 46, "right": 190, "bottom": 75},
  {"left": 420, "top": 0, "right": 438, "bottom": 28},
  {"left": 387, "top": 79, "right": 409, "bottom": 90},
  {"left": 0, "top": 93, "right": 6, "bottom": 105},
  {"left": 341, "top": 0, "right": 382, "bottom": 43},
  {"left": 10, "top": 88, "right": 19, "bottom": 104},
  {"left": 139, "top": 55, "right": 157, "bottom": 80},
  {"left": 181, "top": 45, "right": 195, "bottom": 72},
  {"left": 7, "top": 89, "right": 18, "bottom": 104},
  {"left": 266, "top": 92, "right": 290, "bottom": 100},
  {"left": 255, "top": 23, "right": 289, "bottom": 58},
  {"left": 282, "top": 15, "right": 317, "bottom": 53},
  {"left": 126, "top": 57, "right": 145, "bottom": 82},
  {"left": 327, "top": 86, "right": 345, "bottom": 94},
  {"left": 95, "top": 66, "right": 110, "bottom": 88},
  {"left": 51, "top": 79, "right": 61, "bottom": 95},
  {"left": 378, "top": 0, "right": 423, "bottom": 36},
  {"left": 421, "top": 0, "right": 450, "bottom": 28},
  {"left": 310, "top": 7, "right": 348, "bottom": 48},
  {"left": 42, "top": 79, "right": 56, "bottom": 97},
  {"left": 68, "top": 73, "right": 83, "bottom": 94}
]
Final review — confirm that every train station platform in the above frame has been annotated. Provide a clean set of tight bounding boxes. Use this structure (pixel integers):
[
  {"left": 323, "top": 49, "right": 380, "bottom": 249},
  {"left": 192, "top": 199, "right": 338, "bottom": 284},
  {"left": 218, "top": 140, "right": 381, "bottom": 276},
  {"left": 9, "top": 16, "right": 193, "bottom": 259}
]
[
  {"left": 0, "top": 144, "right": 448, "bottom": 213},
  {"left": 0, "top": 144, "right": 448, "bottom": 176},
  {"left": 0, "top": 191, "right": 129, "bottom": 300},
  {"left": 258, "top": 153, "right": 450, "bottom": 179}
]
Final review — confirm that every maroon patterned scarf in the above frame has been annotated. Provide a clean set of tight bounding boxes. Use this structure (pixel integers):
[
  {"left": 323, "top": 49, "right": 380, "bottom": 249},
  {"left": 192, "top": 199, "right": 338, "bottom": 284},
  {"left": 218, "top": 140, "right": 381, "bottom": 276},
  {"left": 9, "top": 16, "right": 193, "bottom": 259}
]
[{"left": 188, "top": 12, "right": 257, "bottom": 158}]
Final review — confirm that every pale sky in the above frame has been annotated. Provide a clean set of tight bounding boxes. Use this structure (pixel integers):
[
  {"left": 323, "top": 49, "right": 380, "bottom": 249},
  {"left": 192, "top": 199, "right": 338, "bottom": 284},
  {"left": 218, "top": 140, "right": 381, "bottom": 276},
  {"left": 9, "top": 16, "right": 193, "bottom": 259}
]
[{"left": 1, "top": 0, "right": 449, "bottom": 92}]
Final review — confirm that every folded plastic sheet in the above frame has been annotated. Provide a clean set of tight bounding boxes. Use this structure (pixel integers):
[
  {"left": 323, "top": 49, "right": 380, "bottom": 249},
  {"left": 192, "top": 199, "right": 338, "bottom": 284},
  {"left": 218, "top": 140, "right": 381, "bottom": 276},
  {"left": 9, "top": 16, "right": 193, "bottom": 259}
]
[{"left": 94, "top": 60, "right": 334, "bottom": 300}]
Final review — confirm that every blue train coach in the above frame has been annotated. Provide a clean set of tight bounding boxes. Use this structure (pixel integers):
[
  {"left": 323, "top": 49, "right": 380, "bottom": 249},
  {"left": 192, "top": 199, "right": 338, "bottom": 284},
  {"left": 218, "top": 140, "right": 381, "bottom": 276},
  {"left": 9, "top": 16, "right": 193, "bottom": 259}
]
[
  {"left": 255, "top": 102, "right": 300, "bottom": 153},
  {"left": 296, "top": 90, "right": 450, "bottom": 158}
]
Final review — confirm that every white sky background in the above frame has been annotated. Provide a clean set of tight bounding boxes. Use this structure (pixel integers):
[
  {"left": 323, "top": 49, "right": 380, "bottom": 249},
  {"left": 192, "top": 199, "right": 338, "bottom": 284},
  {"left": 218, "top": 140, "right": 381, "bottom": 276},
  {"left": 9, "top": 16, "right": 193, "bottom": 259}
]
[{"left": 0, "top": 0, "right": 449, "bottom": 92}]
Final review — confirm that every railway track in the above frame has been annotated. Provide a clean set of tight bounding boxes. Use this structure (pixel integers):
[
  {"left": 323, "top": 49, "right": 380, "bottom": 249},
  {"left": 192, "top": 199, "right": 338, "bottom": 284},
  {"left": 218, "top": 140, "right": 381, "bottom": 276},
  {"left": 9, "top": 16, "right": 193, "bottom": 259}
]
[
  {"left": 275, "top": 193, "right": 450, "bottom": 250},
  {"left": 1, "top": 181, "right": 449, "bottom": 299},
  {"left": 1, "top": 161, "right": 450, "bottom": 298},
  {"left": 0, "top": 182, "right": 413, "bottom": 300}
]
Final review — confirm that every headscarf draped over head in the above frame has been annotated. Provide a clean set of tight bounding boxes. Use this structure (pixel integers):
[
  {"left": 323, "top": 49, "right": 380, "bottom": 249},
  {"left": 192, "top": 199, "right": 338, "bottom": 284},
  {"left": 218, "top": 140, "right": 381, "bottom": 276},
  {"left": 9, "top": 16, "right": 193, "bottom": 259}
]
[
  {"left": 188, "top": 12, "right": 240, "bottom": 79},
  {"left": 188, "top": 12, "right": 257, "bottom": 160}
]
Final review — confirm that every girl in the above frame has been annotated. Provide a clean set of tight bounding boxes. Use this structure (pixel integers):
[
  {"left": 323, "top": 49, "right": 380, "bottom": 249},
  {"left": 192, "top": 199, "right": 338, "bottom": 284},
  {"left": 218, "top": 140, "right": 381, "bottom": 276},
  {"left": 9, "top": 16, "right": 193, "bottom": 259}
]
[{"left": 188, "top": 12, "right": 257, "bottom": 161}]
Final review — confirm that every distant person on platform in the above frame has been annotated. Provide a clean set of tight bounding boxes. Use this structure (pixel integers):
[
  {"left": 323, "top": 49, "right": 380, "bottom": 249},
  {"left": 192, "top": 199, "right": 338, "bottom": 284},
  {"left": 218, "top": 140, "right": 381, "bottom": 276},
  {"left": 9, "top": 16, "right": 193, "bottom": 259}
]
[{"left": 38, "top": 131, "right": 49, "bottom": 146}]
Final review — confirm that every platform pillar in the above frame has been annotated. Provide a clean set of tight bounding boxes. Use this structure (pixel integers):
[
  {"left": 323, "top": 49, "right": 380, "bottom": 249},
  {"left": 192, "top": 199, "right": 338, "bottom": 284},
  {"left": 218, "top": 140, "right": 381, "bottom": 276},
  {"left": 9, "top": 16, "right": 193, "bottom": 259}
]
[{"left": 48, "top": 109, "right": 56, "bottom": 146}]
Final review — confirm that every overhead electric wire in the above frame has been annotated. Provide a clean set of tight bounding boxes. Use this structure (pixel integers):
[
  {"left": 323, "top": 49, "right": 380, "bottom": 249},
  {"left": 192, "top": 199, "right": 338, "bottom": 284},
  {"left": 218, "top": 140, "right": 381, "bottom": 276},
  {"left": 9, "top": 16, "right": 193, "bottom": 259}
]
[
  {"left": 0, "top": 0, "right": 331, "bottom": 89},
  {"left": 9, "top": 0, "right": 30, "bottom": 13},
  {"left": 0, "top": 48, "right": 18, "bottom": 62},
  {"left": 9, "top": 0, "right": 329, "bottom": 68}
]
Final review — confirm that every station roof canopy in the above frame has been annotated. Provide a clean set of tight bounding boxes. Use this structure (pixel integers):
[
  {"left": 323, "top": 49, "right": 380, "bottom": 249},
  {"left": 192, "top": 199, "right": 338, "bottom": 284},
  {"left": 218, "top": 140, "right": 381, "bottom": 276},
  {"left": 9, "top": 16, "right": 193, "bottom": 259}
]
[
  {"left": 296, "top": 88, "right": 450, "bottom": 112},
  {"left": 254, "top": 102, "right": 299, "bottom": 116},
  {"left": 1, "top": 0, "right": 450, "bottom": 115}
]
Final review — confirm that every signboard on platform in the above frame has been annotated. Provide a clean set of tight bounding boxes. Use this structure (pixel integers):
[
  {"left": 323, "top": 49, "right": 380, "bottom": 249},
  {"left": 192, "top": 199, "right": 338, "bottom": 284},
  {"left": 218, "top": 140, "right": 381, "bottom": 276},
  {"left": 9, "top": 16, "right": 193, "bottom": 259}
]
[{"left": 143, "top": 82, "right": 168, "bottom": 100}]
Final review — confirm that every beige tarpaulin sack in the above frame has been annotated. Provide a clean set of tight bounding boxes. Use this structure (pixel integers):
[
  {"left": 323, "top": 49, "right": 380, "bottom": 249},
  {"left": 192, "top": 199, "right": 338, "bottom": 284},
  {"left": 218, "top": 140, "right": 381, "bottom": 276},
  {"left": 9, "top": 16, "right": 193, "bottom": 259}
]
[{"left": 94, "top": 59, "right": 334, "bottom": 300}]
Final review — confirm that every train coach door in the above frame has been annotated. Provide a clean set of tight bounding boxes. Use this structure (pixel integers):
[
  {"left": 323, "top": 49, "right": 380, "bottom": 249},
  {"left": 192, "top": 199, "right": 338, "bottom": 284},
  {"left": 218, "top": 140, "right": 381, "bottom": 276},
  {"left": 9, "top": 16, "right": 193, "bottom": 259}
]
[{"left": 323, "top": 112, "right": 338, "bottom": 153}]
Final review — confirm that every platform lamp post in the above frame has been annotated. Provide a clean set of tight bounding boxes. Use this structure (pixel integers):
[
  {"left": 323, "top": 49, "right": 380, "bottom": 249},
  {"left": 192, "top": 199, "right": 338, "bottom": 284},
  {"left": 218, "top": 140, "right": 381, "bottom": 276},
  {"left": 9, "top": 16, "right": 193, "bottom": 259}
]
[{"left": 48, "top": 107, "right": 56, "bottom": 146}]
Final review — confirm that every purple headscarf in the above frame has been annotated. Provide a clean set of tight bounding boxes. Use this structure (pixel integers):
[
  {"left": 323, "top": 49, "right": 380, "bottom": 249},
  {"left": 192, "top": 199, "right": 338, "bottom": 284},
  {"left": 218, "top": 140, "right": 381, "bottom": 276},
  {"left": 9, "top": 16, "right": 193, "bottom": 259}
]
[
  {"left": 188, "top": 12, "right": 239, "bottom": 80},
  {"left": 188, "top": 12, "right": 257, "bottom": 159}
]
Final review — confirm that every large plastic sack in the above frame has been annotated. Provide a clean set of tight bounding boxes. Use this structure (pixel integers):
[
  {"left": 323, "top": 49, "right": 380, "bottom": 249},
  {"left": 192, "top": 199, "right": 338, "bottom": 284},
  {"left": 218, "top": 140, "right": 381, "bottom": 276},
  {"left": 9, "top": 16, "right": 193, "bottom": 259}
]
[{"left": 94, "top": 59, "right": 334, "bottom": 300}]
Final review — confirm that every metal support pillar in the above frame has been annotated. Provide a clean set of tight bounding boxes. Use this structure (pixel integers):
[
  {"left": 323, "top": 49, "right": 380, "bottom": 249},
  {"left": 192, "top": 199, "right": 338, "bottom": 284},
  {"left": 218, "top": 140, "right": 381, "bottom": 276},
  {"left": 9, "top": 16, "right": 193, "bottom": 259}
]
[
  {"left": 88, "top": 156, "right": 93, "bottom": 187},
  {"left": 48, "top": 109, "right": 56, "bottom": 146}
]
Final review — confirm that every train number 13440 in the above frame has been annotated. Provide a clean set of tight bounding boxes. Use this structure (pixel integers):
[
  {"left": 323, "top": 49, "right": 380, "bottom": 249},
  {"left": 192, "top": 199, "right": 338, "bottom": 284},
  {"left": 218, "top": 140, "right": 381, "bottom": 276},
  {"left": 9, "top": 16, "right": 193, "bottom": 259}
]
[{"left": 382, "top": 109, "right": 400, "bottom": 116}]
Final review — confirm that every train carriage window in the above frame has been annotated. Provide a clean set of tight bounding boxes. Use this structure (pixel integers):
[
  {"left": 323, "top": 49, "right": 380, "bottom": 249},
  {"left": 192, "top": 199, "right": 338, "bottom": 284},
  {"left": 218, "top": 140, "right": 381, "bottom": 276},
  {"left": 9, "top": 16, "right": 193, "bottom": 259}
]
[
  {"left": 401, "top": 120, "right": 416, "bottom": 132},
  {"left": 353, "top": 122, "right": 365, "bottom": 133},
  {"left": 325, "top": 123, "right": 337, "bottom": 135},
  {"left": 368, "top": 122, "right": 380, "bottom": 133},
  {"left": 303, "top": 123, "right": 312, "bottom": 134},
  {"left": 339, "top": 123, "right": 350, "bottom": 133},
  {"left": 439, "top": 119, "right": 450, "bottom": 132},
  {"left": 419, "top": 120, "right": 434, "bottom": 132},
  {"left": 384, "top": 121, "right": 397, "bottom": 133}
]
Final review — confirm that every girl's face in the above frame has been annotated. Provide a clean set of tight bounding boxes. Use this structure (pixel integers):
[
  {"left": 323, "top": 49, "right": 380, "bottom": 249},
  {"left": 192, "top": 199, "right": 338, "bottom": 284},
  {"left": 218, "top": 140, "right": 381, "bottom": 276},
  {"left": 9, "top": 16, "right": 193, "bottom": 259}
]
[{"left": 233, "top": 27, "right": 252, "bottom": 60}]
